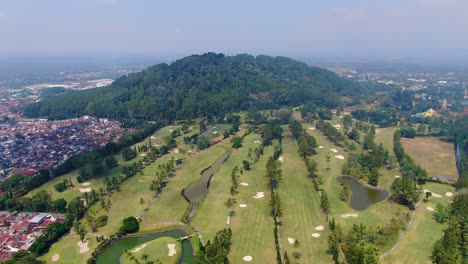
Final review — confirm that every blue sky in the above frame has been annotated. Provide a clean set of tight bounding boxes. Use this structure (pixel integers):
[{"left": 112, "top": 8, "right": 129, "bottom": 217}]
[{"left": 0, "top": 0, "right": 467, "bottom": 61}]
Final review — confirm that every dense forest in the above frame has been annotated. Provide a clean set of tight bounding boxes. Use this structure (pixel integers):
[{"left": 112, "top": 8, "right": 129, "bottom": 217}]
[{"left": 24, "top": 53, "right": 367, "bottom": 122}]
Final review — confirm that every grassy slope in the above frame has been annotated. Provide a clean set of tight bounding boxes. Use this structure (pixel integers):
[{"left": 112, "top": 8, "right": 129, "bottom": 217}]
[{"left": 278, "top": 127, "right": 330, "bottom": 263}]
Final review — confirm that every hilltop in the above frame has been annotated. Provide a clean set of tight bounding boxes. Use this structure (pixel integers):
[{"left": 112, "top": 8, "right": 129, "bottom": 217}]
[{"left": 24, "top": 53, "right": 368, "bottom": 121}]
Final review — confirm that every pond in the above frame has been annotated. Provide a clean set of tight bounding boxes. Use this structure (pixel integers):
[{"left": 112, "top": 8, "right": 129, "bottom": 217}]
[
  {"left": 96, "top": 230, "right": 193, "bottom": 264},
  {"left": 182, "top": 150, "right": 231, "bottom": 203},
  {"left": 337, "top": 176, "right": 389, "bottom": 211}
]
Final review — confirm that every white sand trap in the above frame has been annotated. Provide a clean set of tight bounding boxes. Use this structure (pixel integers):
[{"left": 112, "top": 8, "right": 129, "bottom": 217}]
[
  {"left": 376, "top": 129, "right": 380, "bottom": 134},
  {"left": 395, "top": 175, "right": 401, "bottom": 178},
  {"left": 77, "top": 240, "right": 89, "bottom": 253},
  {"left": 253, "top": 192, "right": 265, "bottom": 199},
  {"left": 213, "top": 131, "right": 218, "bottom": 134},
  {"left": 333, "top": 124, "right": 341, "bottom": 128},
  {"left": 287, "top": 237, "right": 296, "bottom": 244},
  {"left": 240, "top": 182, "right": 249, "bottom": 186},
  {"left": 131, "top": 244, "right": 146, "bottom": 253},
  {"left": 254, "top": 140, "right": 261, "bottom": 143},
  {"left": 308, "top": 127, "right": 316, "bottom": 131},
  {"left": 334, "top": 155, "right": 345, "bottom": 160},
  {"left": 424, "top": 189, "right": 442, "bottom": 198},
  {"left": 446, "top": 192, "right": 454, "bottom": 197},
  {"left": 151, "top": 136, "right": 156, "bottom": 139},
  {"left": 81, "top": 182, "right": 91, "bottom": 186},
  {"left": 315, "top": 225, "right": 324, "bottom": 231},
  {"left": 426, "top": 206, "right": 434, "bottom": 211},
  {"left": 51, "top": 253, "right": 59, "bottom": 262},
  {"left": 278, "top": 156, "right": 284, "bottom": 162},
  {"left": 311, "top": 233, "right": 320, "bottom": 238},
  {"left": 79, "top": 188, "right": 92, "bottom": 193},
  {"left": 169, "top": 129, "right": 174, "bottom": 132},
  {"left": 318, "top": 146, "right": 324, "bottom": 149},
  {"left": 168, "top": 244, "right": 176, "bottom": 257},
  {"left": 243, "top": 256, "right": 253, "bottom": 262},
  {"left": 341, "top": 213, "right": 359, "bottom": 218},
  {"left": 330, "top": 148, "right": 338, "bottom": 153},
  {"left": 239, "top": 204, "right": 247, "bottom": 208},
  {"left": 173, "top": 148, "right": 179, "bottom": 153},
  {"left": 140, "top": 153, "right": 146, "bottom": 157}
]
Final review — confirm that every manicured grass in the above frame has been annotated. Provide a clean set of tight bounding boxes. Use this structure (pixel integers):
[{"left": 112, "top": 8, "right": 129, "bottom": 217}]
[
  {"left": 39, "top": 234, "right": 96, "bottom": 264},
  {"left": 374, "top": 126, "right": 398, "bottom": 154},
  {"left": 381, "top": 182, "right": 455, "bottom": 264},
  {"left": 229, "top": 145, "right": 277, "bottom": 264},
  {"left": 402, "top": 137, "right": 458, "bottom": 180},
  {"left": 142, "top": 144, "right": 227, "bottom": 224},
  {"left": 121, "top": 237, "right": 181, "bottom": 264},
  {"left": 190, "top": 133, "right": 262, "bottom": 240},
  {"left": 278, "top": 127, "right": 330, "bottom": 263},
  {"left": 303, "top": 123, "right": 401, "bottom": 232}
]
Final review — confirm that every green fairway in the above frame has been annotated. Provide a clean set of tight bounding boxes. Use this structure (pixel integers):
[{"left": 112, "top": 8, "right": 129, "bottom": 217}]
[
  {"left": 121, "top": 237, "right": 181, "bottom": 264},
  {"left": 382, "top": 182, "right": 455, "bottom": 264},
  {"left": 278, "top": 127, "right": 330, "bottom": 263},
  {"left": 228, "top": 145, "right": 277, "bottom": 264},
  {"left": 39, "top": 234, "right": 96, "bottom": 264}
]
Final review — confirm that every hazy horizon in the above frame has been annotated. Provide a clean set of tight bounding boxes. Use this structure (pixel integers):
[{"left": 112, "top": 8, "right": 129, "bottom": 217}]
[{"left": 1, "top": 0, "right": 468, "bottom": 64}]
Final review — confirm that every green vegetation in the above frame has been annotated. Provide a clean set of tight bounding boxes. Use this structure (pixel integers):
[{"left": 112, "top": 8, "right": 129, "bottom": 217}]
[{"left": 121, "top": 237, "right": 181, "bottom": 264}]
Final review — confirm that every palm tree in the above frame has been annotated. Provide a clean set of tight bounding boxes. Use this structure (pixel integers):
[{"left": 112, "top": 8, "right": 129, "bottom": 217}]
[{"left": 141, "top": 254, "right": 149, "bottom": 261}]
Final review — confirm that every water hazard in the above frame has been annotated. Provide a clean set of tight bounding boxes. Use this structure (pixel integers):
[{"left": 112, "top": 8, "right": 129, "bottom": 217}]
[{"left": 337, "top": 176, "right": 389, "bottom": 211}]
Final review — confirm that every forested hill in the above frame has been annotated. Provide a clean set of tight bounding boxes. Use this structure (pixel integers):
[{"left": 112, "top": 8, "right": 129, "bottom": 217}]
[{"left": 24, "top": 53, "right": 367, "bottom": 121}]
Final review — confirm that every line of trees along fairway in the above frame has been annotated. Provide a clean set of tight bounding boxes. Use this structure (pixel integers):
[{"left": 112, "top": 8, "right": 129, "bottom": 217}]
[
  {"left": 193, "top": 228, "right": 232, "bottom": 264},
  {"left": 24, "top": 53, "right": 367, "bottom": 122}
]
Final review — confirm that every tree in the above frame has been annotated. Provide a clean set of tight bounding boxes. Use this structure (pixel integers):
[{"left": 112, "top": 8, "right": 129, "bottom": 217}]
[
  {"left": 196, "top": 136, "right": 211, "bottom": 150},
  {"left": 230, "top": 136, "right": 243, "bottom": 149},
  {"left": 242, "top": 160, "right": 251, "bottom": 170},
  {"left": 320, "top": 191, "right": 331, "bottom": 214},
  {"left": 105, "top": 155, "right": 118, "bottom": 169},
  {"left": 120, "top": 216, "right": 139, "bottom": 234},
  {"left": 434, "top": 204, "right": 449, "bottom": 223},
  {"left": 325, "top": 152, "right": 331, "bottom": 170},
  {"left": 122, "top": 147, "right": 136, "bottom": 161},
  {"left": 368, "top": 168, "right": 379, "bottom": 186},
  {"left": 276, "top": 108, "right": 292, "bottom": 124},
  {"left": 343, "top": 115, "right": 353, "bottom": 133},
  {"left": 52, "top": 198, "right": 67, "bottom": 213}
]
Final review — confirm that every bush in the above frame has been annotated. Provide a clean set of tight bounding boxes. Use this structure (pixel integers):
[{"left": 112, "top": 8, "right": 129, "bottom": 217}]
[
  {"left": 54, "top": 182, "right": 66, "bottom": 192},
  {"left": 120, "top": 216, "right": 139, "bottom": 234},
  {"left": 95, "top": 215, "right": 108, "bottom": 228}
]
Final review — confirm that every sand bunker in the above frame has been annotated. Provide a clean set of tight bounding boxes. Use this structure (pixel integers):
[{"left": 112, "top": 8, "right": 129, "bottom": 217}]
[
  {"left": 287, "top": 237, "right": 296, "bottom": 245},
  {"left": 318, "top": 146, "right": 324, "bottom": 149},
  {"left": 333, "top": 124, "right": 341, "bottom": 128},
  {"left": 79, "top": 188, "right": 92, "bottom": 193},
  {"left": 424, "top": 189, "right": 442, "bottom": 198},
  {"left": 173, "top": 148, "right": 179, "bottom": 153},
  {"left": 169, "top": 129, "right": 174, "bottom": 132},
  {"left": 426, "top": 206, "right": 434, "bottom": 211},
  {"left": 315, "top": 225, "right": 324, "bottom": 231},
  {"left": 168, "top": 244, "right": 176, "bottom": 257},
  {"left": 213, "top": 131, "right": 218, "bottom": 134},
  {"left": 254, "top": 140, "right": 261, "bottom": 143},
  {"left": 140, "top": 153, "right": 146, "bottom": 157},
  {"left": 239, "top": 204, "right": 247, "bottom": 208},
  {"left": 81, "top": 182, "right": 91, "bottom": 186},
  {"left": 243, "top": 256, "right": 253, "bottom": 262},
  {"left": 308, "top": 127, "right": 316, "bottom": 131},
  {"left": 131, "top": 244, "right": 146, "bottom": 253},
  {"left": 51, "top": 254, "right": 59, "bottom": 262},
  {"left": 341, "top": 213, "right": 359, "bottom": 218},
  {"left": 330, "top": 148, "right": 338, "bottom": 153},
  {"left": 311, "top": 233, "right": 321, "bottom": 238},
  {"left": 240, "top": 182, "right": 249, "bottom": 186},
  {"left": 334, "top": 155, "right": 345, "bottom": 160},
  {"left": 278, "top": 156, "right": 284, "bottom": 162},
  {"left": 77, "top": 240, "right": 89, "bottom": 253},
  {"left": 446, "top": 192, "right": 454, "bottom": 197},
  {"left": 394, "top": 175, "right": 401, "bottom": 178},
  {"left": 375, "top": 129, "right": 380, "bottom": 134},
  {"left": 253, "top": 192, "right": 265, "bottom": 199}
]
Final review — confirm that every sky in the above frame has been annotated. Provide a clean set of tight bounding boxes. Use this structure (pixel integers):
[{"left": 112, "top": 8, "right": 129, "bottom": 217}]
[{"left": 1, "top": 0, "right": 468, "bottom": 63}]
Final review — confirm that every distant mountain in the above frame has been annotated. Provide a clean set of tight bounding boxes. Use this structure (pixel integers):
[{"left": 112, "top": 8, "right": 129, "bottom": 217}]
[{"left": 24, "top": 53, "right": 368, "bottom": 121}]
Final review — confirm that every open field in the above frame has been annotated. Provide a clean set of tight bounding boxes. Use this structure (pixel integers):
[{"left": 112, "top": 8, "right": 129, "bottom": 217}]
[
  {"left": 402, "top": 137, "right": 458, "bottom": 180},
  {"left": 375, "top": 126, "right": 398, "bottom": 154},
  {"left": 121, "top": 237, "right": 180, "bottom": 264},
  {"left": 278, "top": 127, "right": 329, "bottom": 263},
  {"left": 382, "top": 182, "right": 455, "bottom": 264}
]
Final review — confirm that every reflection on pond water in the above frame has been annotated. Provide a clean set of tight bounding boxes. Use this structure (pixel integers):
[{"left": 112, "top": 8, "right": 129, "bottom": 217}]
[{"left": 337, "top": 176, "right": 389, "bottom": 211}]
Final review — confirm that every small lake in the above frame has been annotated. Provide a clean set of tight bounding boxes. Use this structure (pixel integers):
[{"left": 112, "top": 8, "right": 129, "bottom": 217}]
[
  {"left": 182, "top": 150, "right": 231, "bottom": 203},
  {"left": 337, "top": 176, "right": 389, "bottom": 211},
  {"left": 96, "top": 230, "right": 193, "bottom": 264}
]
